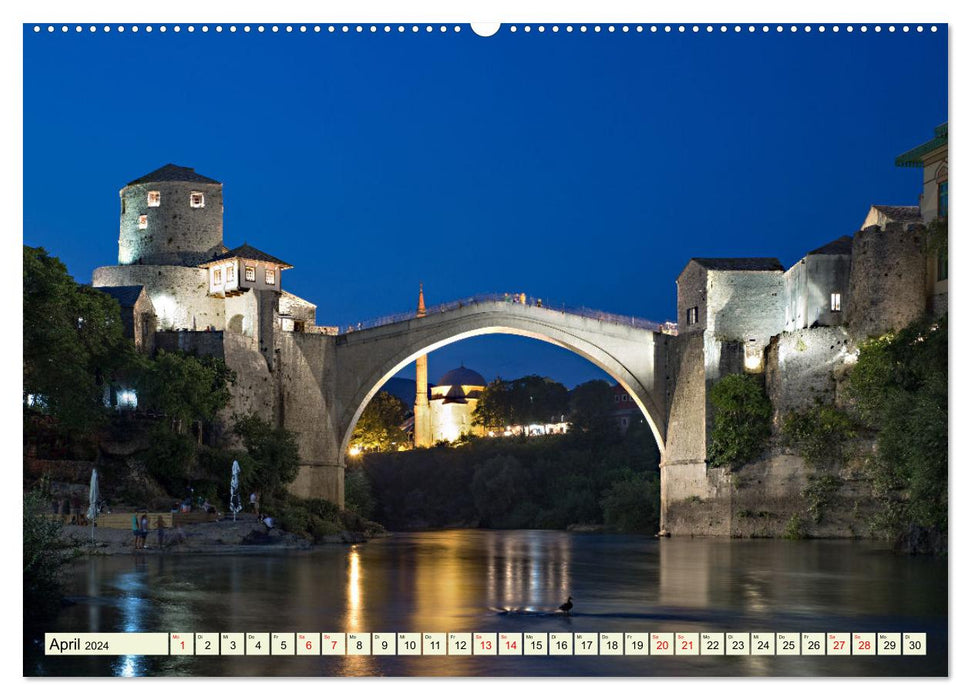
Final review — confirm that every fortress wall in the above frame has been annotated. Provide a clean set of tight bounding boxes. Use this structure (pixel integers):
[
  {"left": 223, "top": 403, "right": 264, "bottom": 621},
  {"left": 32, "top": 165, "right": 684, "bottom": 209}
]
[
  {"left": 119, "top": 181, "right": 223, "bottom": 266},
  {"left": 847, "top": 223, "right": 927, "bottom": 338},
  {"left": 764, "top": 327, "right": 854, "bottom": 420},
  {"left": 275, "top": 331, "right": 343, "bottom": 506},
  {"left": 155, "top": 330, "right": 226, "bottom": 359},
  {"left": 222, "top": 331, "right": 276, "bottom": 423},
  {"left": 94, "top": 265, "right": 224, "bottom": 331},
  {"left": 707, "top": 270, "right": 785, "bottom": 345}
]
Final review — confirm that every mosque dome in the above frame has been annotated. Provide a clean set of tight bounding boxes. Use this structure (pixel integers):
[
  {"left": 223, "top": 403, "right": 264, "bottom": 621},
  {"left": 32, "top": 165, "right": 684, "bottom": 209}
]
[{"left": 437, "top": 366, "right": 486, "bottom": 387}]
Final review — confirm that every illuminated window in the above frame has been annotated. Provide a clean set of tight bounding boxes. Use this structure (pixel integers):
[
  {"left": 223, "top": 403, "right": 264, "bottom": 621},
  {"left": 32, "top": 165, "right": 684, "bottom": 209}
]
[
  {"left": 213, "top": 268, "right": 222, "bottom": 284},
  {"left": 137, "top": 215, "right": 148, "bottom": 230},
  {"left": 830, "top": 293, "right": 841, "bottom": 312},
  {"left": 190, "top": 192, "right": 205, "bottom": 208},
  {"left": 686, "top": 306, "right": 699, "bottom": 325},
  {"left": 265, "top": 268, "right": 276, "bottom": 285},
  {"left": 244, "top": 265, "right": 256, "bottom": 282},
  {"left": 147, "top": 191, "right": 161, "bottom": 207}
]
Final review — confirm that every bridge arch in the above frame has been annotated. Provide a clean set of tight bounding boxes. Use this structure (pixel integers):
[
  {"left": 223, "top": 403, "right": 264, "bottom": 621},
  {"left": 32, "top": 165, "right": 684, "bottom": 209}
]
[{"left": 334, "top": 303, "right": 669, "bottom": 462}]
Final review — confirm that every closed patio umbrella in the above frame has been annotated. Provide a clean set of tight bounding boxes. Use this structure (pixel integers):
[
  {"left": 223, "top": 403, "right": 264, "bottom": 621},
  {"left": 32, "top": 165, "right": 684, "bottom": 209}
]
[
  {"left": 86, "top": 468, "right": 99, "bottom": 542},
  {"left": 230, "top": 460, "right": 242, "bottom": 521}
]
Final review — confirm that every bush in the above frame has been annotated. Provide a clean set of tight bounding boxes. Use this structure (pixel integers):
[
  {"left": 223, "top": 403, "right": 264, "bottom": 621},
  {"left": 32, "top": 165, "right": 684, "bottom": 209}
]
[
  {"left": 848, "top": 315, "right": 947, "bottom": 539},
  {"left": 600, "top": 470, "right": 660, "bottom": 533},
  {"left": 141, "top": 427, "right": 196, "bottom": 494},
  {"left": 233, "top": 414, "right": 300, "bottom": 499},
  {"left": 24, "top": 491, "right": 78, "bottom": 622},
  {"left": 708, "top": 374, "right": 772, "bottom": 469},
  {"left": 782, "top": 404, "right": 856, "bottom": 468},
  {"left": 344, "top": 467, "right": 376, "bottom": 519}
]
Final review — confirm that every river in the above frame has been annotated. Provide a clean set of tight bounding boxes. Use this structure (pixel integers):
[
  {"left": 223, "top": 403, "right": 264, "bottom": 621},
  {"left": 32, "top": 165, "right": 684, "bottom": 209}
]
[{"left": 25, "top": 530, "right": 947, "bottom": 677}]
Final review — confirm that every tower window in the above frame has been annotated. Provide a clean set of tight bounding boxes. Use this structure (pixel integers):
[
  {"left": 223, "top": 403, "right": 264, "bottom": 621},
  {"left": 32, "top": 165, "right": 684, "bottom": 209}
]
[
  {"left": 937, "top": 180, "right": 948, "bottom": 219},
  {"left": 137, "top": 215, "right": 148, "bottom": 230},
  {"left": 147, "top": 191, "right": 161, "bottom": 207},
  {"left": 265, "top": 268, "right": 276, "bottom": 285},
  {"left": 190, "top": 192, "right": 205, "bottom": 208},
  {"left": 244, "top": 265, "right": 256, "bottom": 282},
  {"left": 830, "top": 293, "right": 841, "bottom": 312},
  {"left": 686, "top": 306, "right": 699, "bottom": 325}
]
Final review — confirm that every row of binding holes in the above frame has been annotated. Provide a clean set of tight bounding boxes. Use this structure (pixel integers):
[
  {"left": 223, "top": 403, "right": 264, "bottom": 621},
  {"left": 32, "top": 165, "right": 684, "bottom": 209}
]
[{"left": 33, "top": 24, "right": 940, "bottom": 34}]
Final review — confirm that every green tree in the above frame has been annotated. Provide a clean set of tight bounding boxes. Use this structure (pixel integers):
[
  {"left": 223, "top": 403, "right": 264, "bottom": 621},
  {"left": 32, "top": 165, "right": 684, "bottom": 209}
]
[
  {"left": 708, "top": 374, "right": 772, "bottom": 469},
  {"left": 23, "top": 246, "right": 133, "bottom": 433},
  {"left": 848, "top": 315, "right": 947, "bottom": 536},
  {"left": 600, "top": 469, "right": 660, "bottom": 533},
  {"left": 568, "top": 379, "right": 616, "bottom": 434},
  {"left": 472, "top": 378, "right": 512, "bottom": 430},
  {"left": 351, "top": 391, "right": 409, "bottom": 452},
  {"left": 473, "top": 375, "right": 569, "bottom": 429},
  {"left": 23, "top": 491, "right": 78, "bottom": 621},
  {"left": 233, "top": 414, "right": 301, "bottom": 499},
  {"left": 138, "top": 350, "right": 235, "bottom": 432}
]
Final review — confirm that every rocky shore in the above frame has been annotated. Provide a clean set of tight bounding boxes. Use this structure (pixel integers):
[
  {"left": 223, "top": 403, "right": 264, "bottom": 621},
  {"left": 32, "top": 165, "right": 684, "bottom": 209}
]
[{"left": 61, "top": 514, "right": 379, "bottom": 555}]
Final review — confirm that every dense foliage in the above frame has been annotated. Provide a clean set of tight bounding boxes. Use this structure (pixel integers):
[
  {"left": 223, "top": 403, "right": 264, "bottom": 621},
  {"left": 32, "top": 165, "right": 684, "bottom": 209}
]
[
  {"left": 848, "top": 315, "right": 947, "bottom": 536},
  {"left": 351, "top": 391, "right": 409, "bottom": 452},
  {"left": 568, "top": 379, "right": 617, "bottom": 435},
  {"left": 23, "top": 491, "right": 77, "bottom": 621},
  {"left": 23, "top": 246, "right": 133, "bottom": 433},
  {"left": 136, "top": 350, "right": 235, "bottom": 431},
  {"left": 472, "top": 375, "right": 570, "bottom": 429},
  {"left": 708, "top": 374, "right": 772, "bottom": 469},
  {"left": 361, "top": 419, "right": 660, "bottom": 532},
  {"left": 782, "top": 404, "right": 856, "bottom": 468},
  {"left": 232, "top": 414, "right": 301, "bottom": 500}
]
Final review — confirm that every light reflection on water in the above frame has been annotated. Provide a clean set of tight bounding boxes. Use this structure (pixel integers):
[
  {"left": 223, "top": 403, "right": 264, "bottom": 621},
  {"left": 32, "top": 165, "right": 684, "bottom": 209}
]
[{"left": 27, "top": 531, "right": 946, "bottom": 677}]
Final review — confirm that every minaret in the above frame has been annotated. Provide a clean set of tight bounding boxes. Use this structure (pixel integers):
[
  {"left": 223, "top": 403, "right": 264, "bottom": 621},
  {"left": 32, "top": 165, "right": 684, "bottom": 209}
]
[{"left": 413, "top": 283, "right": 433, "bottom": 447}]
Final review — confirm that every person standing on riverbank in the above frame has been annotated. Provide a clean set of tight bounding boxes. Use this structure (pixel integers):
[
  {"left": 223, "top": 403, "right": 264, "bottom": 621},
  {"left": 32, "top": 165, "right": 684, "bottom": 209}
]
[
  {"left": 156, "top": 515, "right": 166, "bottom": 549},
  {"left": 140, "top": 513, "right": 149, "bottom": 549}
]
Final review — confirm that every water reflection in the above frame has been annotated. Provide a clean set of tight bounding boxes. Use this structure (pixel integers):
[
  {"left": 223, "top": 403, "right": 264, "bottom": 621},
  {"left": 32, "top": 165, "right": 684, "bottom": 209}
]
[{"left": 31, "top": 532, "right": 947, "bottom": 677}]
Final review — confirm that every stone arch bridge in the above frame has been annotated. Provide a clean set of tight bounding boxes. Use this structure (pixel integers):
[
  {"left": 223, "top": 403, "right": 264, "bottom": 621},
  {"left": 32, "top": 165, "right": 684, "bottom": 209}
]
[{"left": 284, "top": 295, "right": 678, "bottom": 509}]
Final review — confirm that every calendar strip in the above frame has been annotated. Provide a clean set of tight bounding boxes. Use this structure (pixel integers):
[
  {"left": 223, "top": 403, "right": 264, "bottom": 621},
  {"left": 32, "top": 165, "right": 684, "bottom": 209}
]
[{"left": 44, "top": 632, "right": 927, "bottom": 657}]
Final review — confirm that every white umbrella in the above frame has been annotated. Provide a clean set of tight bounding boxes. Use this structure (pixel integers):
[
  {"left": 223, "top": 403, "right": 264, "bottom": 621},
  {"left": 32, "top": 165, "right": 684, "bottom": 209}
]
[
  {"left": 230, "top": 460, "right": 242, "bottom": 521},
  {"left": 86, "top": 468, "right": 99, "bottom": 542}
]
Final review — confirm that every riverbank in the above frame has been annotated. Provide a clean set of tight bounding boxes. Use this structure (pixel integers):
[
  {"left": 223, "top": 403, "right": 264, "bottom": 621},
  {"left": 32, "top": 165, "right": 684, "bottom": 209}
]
[{"left": 61, "top": 514, "right": 381, "bottom": 555}]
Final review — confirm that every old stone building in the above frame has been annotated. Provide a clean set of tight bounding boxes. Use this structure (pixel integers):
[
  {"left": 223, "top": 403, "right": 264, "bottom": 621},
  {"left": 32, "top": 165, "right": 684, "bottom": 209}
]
[{"left": 663, "top": 123, "right": 948, "bottom": 536}]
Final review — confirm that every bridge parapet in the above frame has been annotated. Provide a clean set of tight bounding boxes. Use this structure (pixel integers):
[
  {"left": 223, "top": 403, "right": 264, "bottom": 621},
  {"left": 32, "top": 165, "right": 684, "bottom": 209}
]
[{"left": 337, "top": 292, "right": 677, "bottom": 336}]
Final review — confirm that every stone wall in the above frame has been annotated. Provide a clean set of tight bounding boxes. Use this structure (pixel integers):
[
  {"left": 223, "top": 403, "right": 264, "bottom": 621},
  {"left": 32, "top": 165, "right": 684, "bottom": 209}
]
[
  {"left": 661, "top": 323, "right": 876, "bottom": 538},
  {"left": 94, "top": 264, "right": 224, "bottom": 331},
  {"left": 119, "top": 181, "right": 224, "bottom": 266},
  {"left": 784, "top": 253, "right": 851, "bottom": 331},
  {"left": 847, "top": 223, "right": 927, "bottom": 338},
  {"left": 676, "top": 261, "right": 708, "bottom": 334},
  {"left": 707, "top": 270, "right": 785, "bottom": 345},
  {"left": 274, "top": 331, "right": 344, "bottom": 506},
  {"left": 155, "top": 330, "right": 226, "bottom": 358}
]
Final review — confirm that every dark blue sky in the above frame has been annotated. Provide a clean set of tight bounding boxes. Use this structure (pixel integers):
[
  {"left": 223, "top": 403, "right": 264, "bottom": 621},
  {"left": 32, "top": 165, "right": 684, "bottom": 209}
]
[{"left": 23, "top": 25, "right": 946, "bottom": 388}]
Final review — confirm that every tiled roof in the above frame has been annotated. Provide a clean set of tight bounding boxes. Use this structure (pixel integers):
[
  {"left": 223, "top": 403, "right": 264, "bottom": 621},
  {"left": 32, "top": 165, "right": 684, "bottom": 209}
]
[
  {"left": 689, "top": 257, "right": 784, "bottom": 272},
  {"left": 807, "top": 235, "right": 854, "bottom": 256},
  {"left": 895, "top": 123, "right": 948, "bottom": 168},
  {"left": 127, "top": 164, "right": 221, "bottom": 186},
  {"left": 201, "top": 243, "right": 293, "bottom": 269},
  {"left": 94, "top": 285, "right": 145, "bottom": 308},
  {"left": 871, "top": 205, "right": 922, "bottom": 223}
]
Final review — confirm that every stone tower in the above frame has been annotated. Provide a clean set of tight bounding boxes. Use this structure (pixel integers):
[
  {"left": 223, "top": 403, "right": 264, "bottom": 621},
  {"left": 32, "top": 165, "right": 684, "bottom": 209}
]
[
  {"left": 118, "top": 164, "right": 224, "bottom": 266},
  {"left": 413, "top": 284, "right": 433, "bottom": 447}
]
